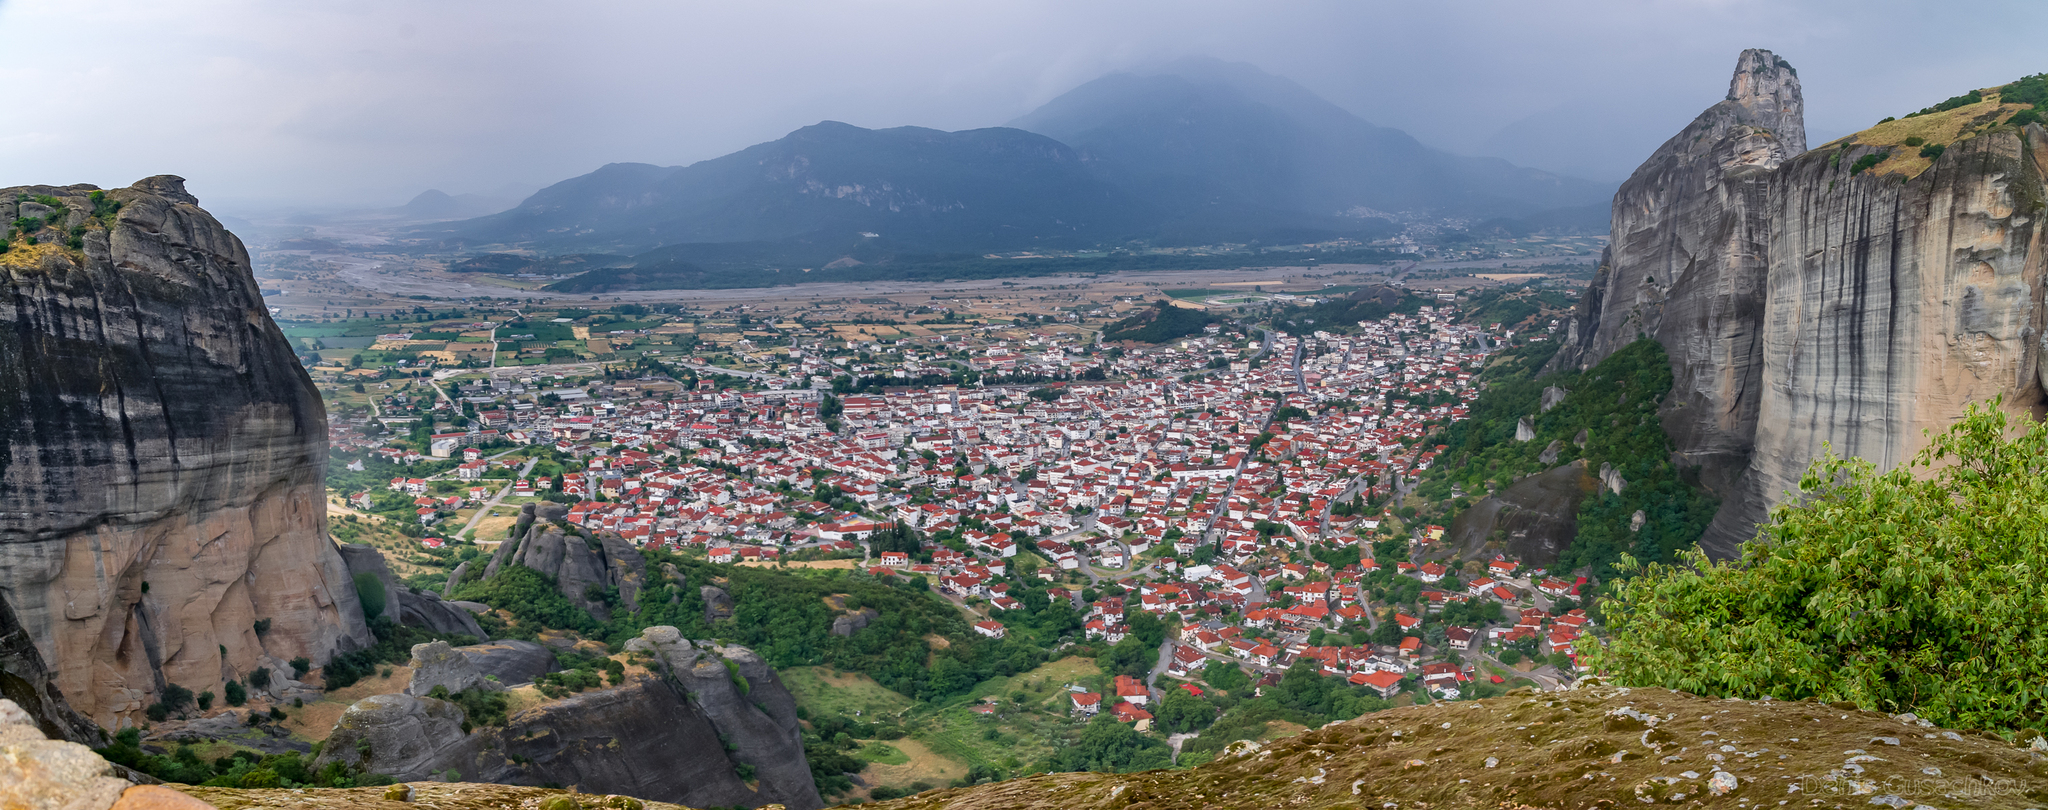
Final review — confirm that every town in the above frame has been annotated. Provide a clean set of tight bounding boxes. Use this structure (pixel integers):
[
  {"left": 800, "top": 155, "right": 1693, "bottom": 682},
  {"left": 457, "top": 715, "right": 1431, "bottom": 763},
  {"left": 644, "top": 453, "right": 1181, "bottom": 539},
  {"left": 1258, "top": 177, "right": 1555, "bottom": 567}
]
[{"left": 311, "top": 284, "right": 1593, "bottom": 764}]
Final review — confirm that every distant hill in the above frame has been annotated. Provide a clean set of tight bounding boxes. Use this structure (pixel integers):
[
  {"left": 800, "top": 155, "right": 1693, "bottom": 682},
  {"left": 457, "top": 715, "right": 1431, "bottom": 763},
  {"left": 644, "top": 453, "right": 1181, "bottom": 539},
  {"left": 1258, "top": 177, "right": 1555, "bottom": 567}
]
[
  {"left": 416, "top": 122, "right": 1144, "bottom": 255},
  {"left": 1101, "top": 300, "right": 1221, "bottom": 344},
  {"left": 420, "top": 59, "right": 1613, "bottom": 287}
]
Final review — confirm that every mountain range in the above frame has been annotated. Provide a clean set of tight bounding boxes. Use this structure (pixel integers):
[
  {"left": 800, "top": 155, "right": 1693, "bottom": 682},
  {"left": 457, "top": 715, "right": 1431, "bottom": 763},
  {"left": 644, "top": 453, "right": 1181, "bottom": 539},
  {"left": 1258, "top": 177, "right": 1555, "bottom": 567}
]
[{"left": 408, "top": 58, "right": 1614, "bottom": 273}]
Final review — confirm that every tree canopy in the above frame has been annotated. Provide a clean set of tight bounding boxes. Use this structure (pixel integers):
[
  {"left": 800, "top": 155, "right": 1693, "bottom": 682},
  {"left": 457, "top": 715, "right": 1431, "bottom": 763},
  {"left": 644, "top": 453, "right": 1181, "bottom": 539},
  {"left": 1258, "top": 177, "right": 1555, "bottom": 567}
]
[{"left": 1592, "top": 402, "right": 2048, "bottom": 735}]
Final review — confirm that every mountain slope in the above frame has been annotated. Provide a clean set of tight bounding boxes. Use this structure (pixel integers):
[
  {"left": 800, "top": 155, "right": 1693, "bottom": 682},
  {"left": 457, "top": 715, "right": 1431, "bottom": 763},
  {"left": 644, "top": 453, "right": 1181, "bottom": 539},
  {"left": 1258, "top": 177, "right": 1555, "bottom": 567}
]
[
  {"left": 418, "top": 122, "right": 1143, "bottom": 254},
  {"left": 1009, "top": 58, "right": 1614, "bottom": 221},
  {"left": 420, "top": 59, "right": 1611, "bottom": 265}
]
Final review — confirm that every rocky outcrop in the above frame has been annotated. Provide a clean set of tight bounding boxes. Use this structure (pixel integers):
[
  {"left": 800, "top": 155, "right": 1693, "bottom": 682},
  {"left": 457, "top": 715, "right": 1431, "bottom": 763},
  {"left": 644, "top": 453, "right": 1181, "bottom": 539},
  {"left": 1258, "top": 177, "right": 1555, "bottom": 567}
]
[
  {"left": 701, "top": 586, "right": 734, "bottom": 623},
  {"left": 338, "top": 545, "right": 486, "bottom": 640},
  {"left": 315, "top": 628, "right": 820, "bottom": 809},
  {"left": 1550, "top": 50, "right": 2048, "bottom": 555},
  {"left": 0, "top": 178, "right": 373, "bottom": 727},
  {"left": 1444, "top": 460, "right": 1596, "bottom": 566},
  {"left": 831, "top": 607, "right": 877, "bottom": 637},
  {"left": 486, "top": 505, "right": 644, "bottom": 622},
  {"left": 0, "top": 699, "right": 187, "bottom": 810},
  {"left": 0, "top": 589, "right": 100, "bottom": 745},
  {"left": 404, "top": 641, "right": 499, "bottom": 697},
  {"left": 455, "top": 640, "right": 556, "bottom": 687}
]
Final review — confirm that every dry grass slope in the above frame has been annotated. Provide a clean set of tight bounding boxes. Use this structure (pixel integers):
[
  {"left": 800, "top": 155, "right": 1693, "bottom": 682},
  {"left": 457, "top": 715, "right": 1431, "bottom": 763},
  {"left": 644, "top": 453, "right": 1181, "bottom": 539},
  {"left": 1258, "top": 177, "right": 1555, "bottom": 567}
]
[{"left": 863, "top": 684, "right": 2048, "bottom": 810}]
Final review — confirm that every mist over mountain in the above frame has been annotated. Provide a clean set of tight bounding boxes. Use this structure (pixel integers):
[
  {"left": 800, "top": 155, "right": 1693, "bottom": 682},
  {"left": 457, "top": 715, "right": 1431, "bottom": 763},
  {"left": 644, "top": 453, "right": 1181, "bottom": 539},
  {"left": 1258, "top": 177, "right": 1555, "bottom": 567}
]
[
  {"left": 1009, "top": 58, "right": 1612, "bottom": 222},
  {"left": 418, "top": 60, "right": 1613, "bottom": 260}
]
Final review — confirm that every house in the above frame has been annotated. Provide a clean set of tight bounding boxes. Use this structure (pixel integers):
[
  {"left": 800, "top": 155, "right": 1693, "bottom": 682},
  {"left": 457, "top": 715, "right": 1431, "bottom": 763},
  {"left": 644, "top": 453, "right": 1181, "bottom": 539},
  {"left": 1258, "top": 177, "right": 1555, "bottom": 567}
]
[
  {"left": 1444, "top": 626, "right": 1475, "bottom": 651},
  {"left": 1111, "top": 702, "right": 1153, "bottom": 731},
  {"left": 1165, "top": 645, "right": 1206, "bottom": 678},
  {"left": 1071, "top": 691, "right": 1102, "bottom": 716},
  {"left": 1113, "top": 674, "right": 1151, "bottom": 706},
  {"left": 1351, "top": 669, "right": 1404, "bottom": 699},
  {"left": 879, "top": 551, "right": 909, "bottom": 567},
  {"left": 1397, "top": 636, "right": 1422, "bottom": 659},
  {"left": 973, "top": 620, "right": 1007, "bottom": 639}
]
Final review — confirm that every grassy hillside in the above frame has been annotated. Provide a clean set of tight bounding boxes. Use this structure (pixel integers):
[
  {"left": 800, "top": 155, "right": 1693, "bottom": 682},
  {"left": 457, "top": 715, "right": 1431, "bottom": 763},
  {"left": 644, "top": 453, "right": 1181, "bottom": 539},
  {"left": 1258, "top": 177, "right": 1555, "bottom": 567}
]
[
  {"left": 1100, "top": 300, "right": 1219, "bottom": 343},
  {"left": 853, "top": 684, "right": 2048, "bottom": 810},
  {"left": 1413, "top": 339, "right": 1716, "bottom": 580},
  {"left": 1822, "top": 72, "right": 2048, "bottom": 179}
]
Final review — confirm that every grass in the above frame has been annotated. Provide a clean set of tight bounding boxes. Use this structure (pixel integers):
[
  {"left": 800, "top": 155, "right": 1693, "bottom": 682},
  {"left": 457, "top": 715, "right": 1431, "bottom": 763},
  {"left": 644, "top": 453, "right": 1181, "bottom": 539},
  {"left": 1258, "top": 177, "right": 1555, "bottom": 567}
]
[
  {"left": 857, "top": 741, "right": 911, "bottom": 765},
  {"left": 781, "top": 667, "right": 917, "bottom": 719},
  {"left": 1826, "top": 91, "right": 2028, "bottom": 179}
]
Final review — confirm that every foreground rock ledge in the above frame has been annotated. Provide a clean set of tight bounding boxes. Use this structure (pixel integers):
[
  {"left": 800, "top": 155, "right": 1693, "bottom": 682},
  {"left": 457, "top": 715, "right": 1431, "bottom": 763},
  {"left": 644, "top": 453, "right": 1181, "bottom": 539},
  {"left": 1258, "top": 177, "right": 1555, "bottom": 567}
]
[
  {"left": 179, "top": 784, "right": 706, "bottom": 810},
  {"left": 866, "top": 684, "right": 2048, "bottom": 810}
]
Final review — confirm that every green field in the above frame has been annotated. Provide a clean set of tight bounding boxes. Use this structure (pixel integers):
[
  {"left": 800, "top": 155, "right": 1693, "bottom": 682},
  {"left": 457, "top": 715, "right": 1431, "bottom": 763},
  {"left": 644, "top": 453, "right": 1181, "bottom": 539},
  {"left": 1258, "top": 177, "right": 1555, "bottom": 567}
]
[{"left": 780, "top": 667, "right": 917, "bottom": 719}]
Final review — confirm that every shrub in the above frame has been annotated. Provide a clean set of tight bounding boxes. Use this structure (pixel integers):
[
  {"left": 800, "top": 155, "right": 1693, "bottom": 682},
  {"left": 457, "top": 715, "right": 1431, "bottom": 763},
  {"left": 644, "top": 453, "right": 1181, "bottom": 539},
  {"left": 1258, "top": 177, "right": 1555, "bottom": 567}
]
[
  {"left": 270, "top": 706, "right": 287, "bottom": 721},
  {"left": 223, "top": 681, "right": 245, "bottom": 707},
  {"left": 1920, "top": 143, "right": 1947, "bottom": 160},
  {"left": 354, "top": 572, "right": 387, "bottom": 620},
  {"left": 196, "top": 691, "right": 214, "bottom": 711},
  {"left": 237, "top": 768, "right": 280, "bottom": 788},
  {"left": 1902, "top": 136, "right": 1926, "bottom": 147},
  {"left": 1849, "top": 151, "right": 1890, "bottom": 175},
  {"left": 1594, "top": 402, "right": 2048, "bottom": 734},
  {"left": 290, "top": 657, "right": 311, "bottom": 679},
  {"left": 248, "top": 668, "right": 271, "bottom": 688}
]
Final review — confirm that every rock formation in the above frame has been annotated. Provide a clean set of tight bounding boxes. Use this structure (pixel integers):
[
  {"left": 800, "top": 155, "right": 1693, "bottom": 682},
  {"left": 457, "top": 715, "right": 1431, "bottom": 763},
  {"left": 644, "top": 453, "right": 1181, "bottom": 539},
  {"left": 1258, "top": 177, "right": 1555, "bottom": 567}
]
[
  {"left": 484, "top": 503, "right": 644, "bottom": 621},
  {"left": 701, "top": 585, "right": 735, "bottom": 623},
  {"left": 0, "top": 178, "right": 372, "bottom": 727},
  {"left": 1551, "top": 50, "right": 2048, "bottom": 555},
  {"left": 455, "top": 640, "right": 557, "bottom": 686},
  {"left": 1444, "top": 460, "right": 1595, "bottom": 566},
  {"left": 315, "top": 627, "right": 821, "bottom": 810},
  {"left": 338, "top": 544, "right": 487, "bottom": 639},
  {"left": 403, "top": 641, "right": 500, "bottom": 697}
]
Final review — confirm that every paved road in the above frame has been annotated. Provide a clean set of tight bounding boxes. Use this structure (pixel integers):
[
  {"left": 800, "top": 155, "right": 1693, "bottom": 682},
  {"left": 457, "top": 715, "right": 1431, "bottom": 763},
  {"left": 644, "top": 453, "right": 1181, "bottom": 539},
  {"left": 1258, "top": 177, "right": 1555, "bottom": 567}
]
[
  {"left": 450, "top": 456, "right": 540, "bottom": 540},
  {"left": 1145, "top": 635, "right": 1176, "bottom": 690}
]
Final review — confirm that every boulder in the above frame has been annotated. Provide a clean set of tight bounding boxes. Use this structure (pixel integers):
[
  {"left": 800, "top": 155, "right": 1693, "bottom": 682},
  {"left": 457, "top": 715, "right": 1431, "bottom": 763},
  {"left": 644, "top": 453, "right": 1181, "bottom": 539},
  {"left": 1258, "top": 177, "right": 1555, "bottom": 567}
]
[
  {"left": 702, "top": 586, "right": 735, "bottom": 623},
  {"left": 1514, "top": 416, "right": 1536, "bottom": 442},
  {"left": 455, "top": 640, "right": 557, "bottom": 687},
  {"left": 831, "top": 608, "right": 878, "bottom": 638},
  {"left": 404, "top": 641, "right": 498, "bottom": 697},
  {"left": 1540, "top": 386, "right": 1570, "bottom": 413},
  {"left": 0, "top": 698, "right": 168, "bottom": 810},
  {"left": 1536, "top": 439, "right": 1563, "bottom": 466},
  {"left": 312, "top": 694, "right": 475, "bottom": 782}
]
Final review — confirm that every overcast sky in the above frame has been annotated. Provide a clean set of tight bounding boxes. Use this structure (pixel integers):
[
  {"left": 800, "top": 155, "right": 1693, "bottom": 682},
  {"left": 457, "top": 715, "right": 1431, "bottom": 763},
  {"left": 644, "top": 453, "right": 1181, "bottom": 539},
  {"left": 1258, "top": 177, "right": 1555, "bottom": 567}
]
[{"left": 3, "top": 0, "right": 2042, "bottom": 216}]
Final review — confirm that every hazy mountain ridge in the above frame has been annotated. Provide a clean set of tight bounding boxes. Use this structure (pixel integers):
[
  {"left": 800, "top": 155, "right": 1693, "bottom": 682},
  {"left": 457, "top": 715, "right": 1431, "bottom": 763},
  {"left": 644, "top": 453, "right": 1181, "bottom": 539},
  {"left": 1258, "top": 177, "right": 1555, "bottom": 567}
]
[{"left": 417, "top": 60, "right": 1613, "bottom": 266}]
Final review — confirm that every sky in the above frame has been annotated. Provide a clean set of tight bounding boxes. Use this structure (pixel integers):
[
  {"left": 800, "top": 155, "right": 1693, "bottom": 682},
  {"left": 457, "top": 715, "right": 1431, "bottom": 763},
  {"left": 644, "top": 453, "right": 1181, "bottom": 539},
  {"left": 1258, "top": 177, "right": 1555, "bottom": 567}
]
[{"left": 2, "top": 0, "right": 2043, "bottom": 216}]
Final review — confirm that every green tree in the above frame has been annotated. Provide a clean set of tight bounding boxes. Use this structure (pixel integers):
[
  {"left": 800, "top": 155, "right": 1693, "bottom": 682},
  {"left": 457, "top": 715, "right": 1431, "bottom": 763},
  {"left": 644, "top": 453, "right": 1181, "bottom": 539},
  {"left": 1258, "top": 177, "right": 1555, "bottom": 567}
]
[
  {"left": 1592, "top": 403, "right": 2048, "bottom": 734},
  {"left": 1153, "top": 689, "right": 1216, "bottom": 734}
]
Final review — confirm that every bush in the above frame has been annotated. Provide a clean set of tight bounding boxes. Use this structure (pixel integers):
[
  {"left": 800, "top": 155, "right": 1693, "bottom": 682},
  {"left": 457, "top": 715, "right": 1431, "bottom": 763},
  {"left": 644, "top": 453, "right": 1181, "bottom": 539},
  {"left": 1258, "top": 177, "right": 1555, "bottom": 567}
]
[
  {"left": 270, "top": 706, "right": 287, "bottom": 721},
  {"left": 1849, "top": 151, "right": 1890, "bottom": 175},
  {"left": 354, "top": 572, "right": 387, "bottom": 620},
  {"left": 248, "top": 668, "right": 271, "bottom": 688},
  {"left": 1920, "top": 143, "right": 1946, "bottom": 160},
  {"left": 290, "top": 657, "right": 311, "bottom": 679},
  {"left": 224, "top": 681, "right": 246, "bottom": 707},
  {"left": 1594, "top": 403, "right": 2048, "bottom": 734}
]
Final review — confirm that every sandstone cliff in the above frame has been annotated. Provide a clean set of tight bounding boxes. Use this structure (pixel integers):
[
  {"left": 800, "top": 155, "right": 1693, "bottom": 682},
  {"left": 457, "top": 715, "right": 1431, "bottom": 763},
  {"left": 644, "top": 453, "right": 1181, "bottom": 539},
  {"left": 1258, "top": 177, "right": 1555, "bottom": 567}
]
[
  {"left": 315, "top": 628, "right": 821, "bottom": 810},
  {"left": 1552, "top": 51, "right": 2048, "bottom": 555},
  {"left": 0, "top": 178, "right": 373, "bottom": 727}
]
